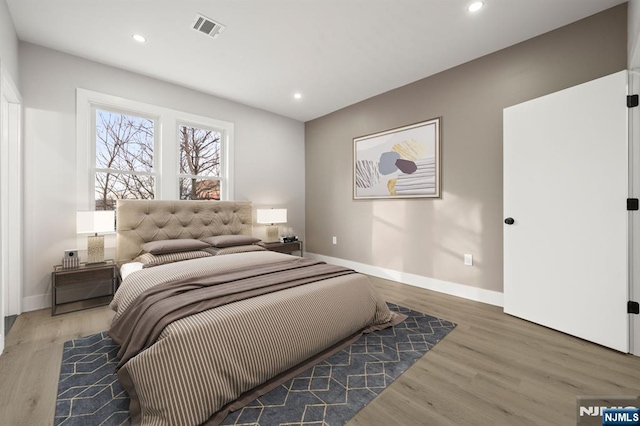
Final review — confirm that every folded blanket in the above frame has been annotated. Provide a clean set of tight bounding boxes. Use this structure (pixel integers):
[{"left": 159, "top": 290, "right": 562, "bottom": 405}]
[{"left": 109, "top": 258, "right": 355, "bottom": 368}]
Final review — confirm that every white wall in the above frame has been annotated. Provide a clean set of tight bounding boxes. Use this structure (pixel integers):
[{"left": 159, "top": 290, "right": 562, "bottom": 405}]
[
  {"left": 0, "top": 0, "right": 19, "bottom": 88},
  {"left": 19, "top": 42, "right": 305, "bottom": 310}
]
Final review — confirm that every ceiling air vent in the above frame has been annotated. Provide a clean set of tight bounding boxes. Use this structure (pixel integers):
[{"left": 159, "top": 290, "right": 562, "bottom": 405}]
[{"left": 192, "top": 13, "right": 226, "bottom": 39}]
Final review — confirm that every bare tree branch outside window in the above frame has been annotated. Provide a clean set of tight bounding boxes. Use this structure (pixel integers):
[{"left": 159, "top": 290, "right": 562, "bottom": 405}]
[
  {"left": 94, "top": 109, "right": 155, "bottom": 210},
  {"left": 179, "top": 125, "right": 221, "bottom": 200}
]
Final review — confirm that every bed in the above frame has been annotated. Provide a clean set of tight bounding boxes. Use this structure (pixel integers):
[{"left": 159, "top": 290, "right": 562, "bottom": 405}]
[{"left": 109, "top": 199, "right": 405, "bottom": 426}]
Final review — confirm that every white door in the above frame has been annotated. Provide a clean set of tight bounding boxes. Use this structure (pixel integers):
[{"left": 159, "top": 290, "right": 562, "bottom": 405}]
[
  {"left": 630, "top": 68, "right": 640, "bottom": 357},
  {"left": 504, "top": 71, "right": 629, "bottom": 352}
]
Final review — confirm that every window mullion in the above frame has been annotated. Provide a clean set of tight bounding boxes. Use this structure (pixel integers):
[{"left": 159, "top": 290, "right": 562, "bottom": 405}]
[{"left": 95, "top": 168, "right": 157, "bottom": 177}]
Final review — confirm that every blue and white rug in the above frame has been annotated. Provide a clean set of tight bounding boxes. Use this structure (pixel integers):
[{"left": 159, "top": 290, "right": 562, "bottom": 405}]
[{"left": 55, "top": 303, "right": 455, "bottom": 426}]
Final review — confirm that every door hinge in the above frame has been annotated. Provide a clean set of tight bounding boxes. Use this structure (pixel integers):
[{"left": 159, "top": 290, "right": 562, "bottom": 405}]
[
  {"left": 628, "top": 94, "right": 639, "bottom": 108},
  {"left": 629, "top": 301, "right": 640, "bottom": 314},
  {"left": 627, "top": 198, "right": 639, "bottom": 211}
]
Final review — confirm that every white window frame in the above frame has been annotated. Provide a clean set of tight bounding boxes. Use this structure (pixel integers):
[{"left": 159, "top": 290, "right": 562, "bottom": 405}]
[
  {"left": 177, "top": 120, "right": 227, "bottom": 200},
  {"left": 92, "top": 104, "right": 160, "bottom": 208},
  {"left": 76, "top": 89, "right": 234, "bottom": 211}
]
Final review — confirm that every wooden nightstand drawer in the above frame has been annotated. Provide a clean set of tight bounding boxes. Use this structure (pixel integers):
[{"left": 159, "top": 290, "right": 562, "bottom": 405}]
[
  {"left": 55, "top": 268, "right": 114, "bottom": 285},
  {"left": 56, "top": 279, "right": 113, "bottom": 304},
  {"left": 257, "top": 241, "right": 303, "bottom": 256}
]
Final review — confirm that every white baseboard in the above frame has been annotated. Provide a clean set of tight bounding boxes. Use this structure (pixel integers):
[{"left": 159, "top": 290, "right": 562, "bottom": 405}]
[
  {"left": 22, "top": 257, "right": 503, "bottom": 311},
  {"left": 23, "top": 293, "right": 50, "bottom": 312},
  {"left": 306, "top": 252, "right": 504, "bottom": 307}
]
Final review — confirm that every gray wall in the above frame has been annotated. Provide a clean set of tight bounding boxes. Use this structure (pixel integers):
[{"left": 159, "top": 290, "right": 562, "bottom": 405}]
[
  {"left": 0, "top": 0, "right": 19, "bottom": 87},
  {"left": 631, "top": 0, "right": 640, "bottom": 69},
  {"left": 20, "top": 42, "right": 304, "bottom": 309},
  {"left": 305, "top": 4, "right": 627, "bottom": 294}
]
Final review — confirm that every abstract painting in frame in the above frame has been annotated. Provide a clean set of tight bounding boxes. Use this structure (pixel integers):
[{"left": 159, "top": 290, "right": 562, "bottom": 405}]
[{"left": 353, "top": 117, "right": 440, "bottom": 199}]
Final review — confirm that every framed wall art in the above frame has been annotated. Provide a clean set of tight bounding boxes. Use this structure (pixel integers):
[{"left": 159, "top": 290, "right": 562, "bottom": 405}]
[{"left": 353, "top": 117, "right": 441, "bottom": 200}]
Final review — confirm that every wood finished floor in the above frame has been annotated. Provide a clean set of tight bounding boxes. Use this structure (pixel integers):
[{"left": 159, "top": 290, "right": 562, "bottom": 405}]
[{"left": 0, "top": 278, "right": 639, "bottom": 426}]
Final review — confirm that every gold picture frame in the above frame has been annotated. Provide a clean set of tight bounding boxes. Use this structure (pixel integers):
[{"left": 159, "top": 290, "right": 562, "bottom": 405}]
[{"left": 353, "top": 117, "right": 441, "bottom": 200}]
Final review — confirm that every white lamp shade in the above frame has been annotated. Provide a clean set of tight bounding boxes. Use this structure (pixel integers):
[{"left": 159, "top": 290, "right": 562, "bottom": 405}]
[
  {"left": 256, "top": 209, "right": 287, "bottom": 224},
  {"left": 77, "top": 210, "right": 115, "bottom": 234}
]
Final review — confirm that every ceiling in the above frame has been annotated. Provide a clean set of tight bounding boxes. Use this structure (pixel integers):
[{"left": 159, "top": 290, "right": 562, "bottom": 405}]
[{"left": 6, "top": 0, "right": 626, "bottom": 122}]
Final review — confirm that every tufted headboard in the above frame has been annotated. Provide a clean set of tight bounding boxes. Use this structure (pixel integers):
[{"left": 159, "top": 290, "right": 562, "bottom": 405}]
[{"left": 116, "top": 199, "right": 253, "bottom": 262}]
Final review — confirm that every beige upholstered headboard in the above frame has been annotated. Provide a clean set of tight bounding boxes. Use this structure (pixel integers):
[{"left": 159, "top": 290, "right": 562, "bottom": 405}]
[{"left": 116, "top": 200, "right": 253, "bottom": 262}]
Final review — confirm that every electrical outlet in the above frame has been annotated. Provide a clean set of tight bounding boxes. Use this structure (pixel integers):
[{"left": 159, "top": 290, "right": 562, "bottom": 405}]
[
  {"left": 332, "top": 236, "right": 337, "bottom": 245},
  {"left": 464, "top": 254, "right": 473, "bottom": 266}
]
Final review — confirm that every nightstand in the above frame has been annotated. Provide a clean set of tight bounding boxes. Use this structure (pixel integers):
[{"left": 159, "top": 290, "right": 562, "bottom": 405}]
[
  {"left": 51, "top": 260, "right": 119, "bottom": 315},
  {"left": 258, "top": 241, "right": 304, "bottom": 256}
]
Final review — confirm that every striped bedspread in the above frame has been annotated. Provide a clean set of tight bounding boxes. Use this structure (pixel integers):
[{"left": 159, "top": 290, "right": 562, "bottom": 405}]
[{"left": 110, "top": 251, "right": 403, "bottom": 426}]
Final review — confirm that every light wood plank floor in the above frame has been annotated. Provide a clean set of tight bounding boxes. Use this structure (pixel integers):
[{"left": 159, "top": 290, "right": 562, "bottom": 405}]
[{"left": 1, "top": 278, "right": 639, "bottom": 426}]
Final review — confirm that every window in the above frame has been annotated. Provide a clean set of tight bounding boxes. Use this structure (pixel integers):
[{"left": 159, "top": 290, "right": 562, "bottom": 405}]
[
  {"left": 93, "top": 108, "right": 157, "bottom": 210},
  {"left": 178, "top": 124, "right": 222, "bottom": 200},
  {"left": 77, "top": 89, "right": 235, "bottom": 211}
]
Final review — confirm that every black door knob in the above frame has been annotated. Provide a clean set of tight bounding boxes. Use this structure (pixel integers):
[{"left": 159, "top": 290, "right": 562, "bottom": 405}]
[{"left": 504, "top": 217, "right": 515, "bottom": 225}]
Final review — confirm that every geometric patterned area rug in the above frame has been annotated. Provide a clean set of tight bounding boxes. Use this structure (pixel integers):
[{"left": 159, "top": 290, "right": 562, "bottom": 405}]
[
  {"left": 55, "top": 332, "right": 128, "bottom": 426},
  {"left": 55, "top": 303, "right": 455, "bottom": 426}
]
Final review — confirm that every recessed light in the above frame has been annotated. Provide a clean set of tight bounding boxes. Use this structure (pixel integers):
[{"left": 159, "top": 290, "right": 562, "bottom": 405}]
[
  {"left": 468, "top": 1, "right": 484, "bottom": 12},
  {"left": 294, "top": 93, "right": 302, "bottom": 99},
  {"left": 132, "top": 34, "right": 147, "bottom": 43}
]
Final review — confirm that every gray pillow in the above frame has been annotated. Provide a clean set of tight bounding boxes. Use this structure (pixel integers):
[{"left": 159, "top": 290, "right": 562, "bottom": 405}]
[
  {"left": 141, "top": 239, "right": 210, "bottom": 255},
  {"left": 202, "top": 245, "right": 267, "bottom": 255},
  {"left": 200, "top": 235, "right": 261, "bottom": 248},
  {"left": 134, "top": 250, "right": 212, "bottom": 268}
]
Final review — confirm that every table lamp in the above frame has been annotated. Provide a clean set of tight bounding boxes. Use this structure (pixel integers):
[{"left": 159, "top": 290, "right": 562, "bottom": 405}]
[
  {"left": 256, "top": 208, "right": 287, "bottom": 243},
  {"left": 77, "top": 210, "right": 115, "bottom": 264}
]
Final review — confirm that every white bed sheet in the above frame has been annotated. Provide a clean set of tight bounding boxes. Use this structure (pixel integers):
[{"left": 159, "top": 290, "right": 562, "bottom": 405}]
[{"left": 119, "top": 262, "right": 143, "bottom": 281}]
